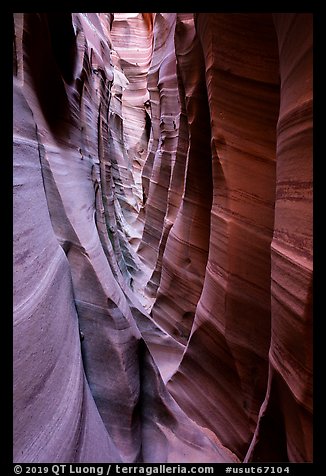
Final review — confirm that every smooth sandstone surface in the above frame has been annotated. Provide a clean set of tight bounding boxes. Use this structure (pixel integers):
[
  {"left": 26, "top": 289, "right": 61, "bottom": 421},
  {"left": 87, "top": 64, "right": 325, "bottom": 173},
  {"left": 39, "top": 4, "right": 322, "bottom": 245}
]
[
  {"left": 13, "top": 12, "right": 238, "bottom": 463},
  {"left": 13, "top": 12, "right": 312, "bottom": 463},
  {"left": 167, "top": 13, "right": 281, "bottom": 458},
  {"left": 13, "top": 78, "right": 122, "bottom": 463},
  {"left": 166, "top": 13, "right": 312, "bottom": 462},
  {"left": 150, "top": 13, "right": 212, "bottom": 347}
]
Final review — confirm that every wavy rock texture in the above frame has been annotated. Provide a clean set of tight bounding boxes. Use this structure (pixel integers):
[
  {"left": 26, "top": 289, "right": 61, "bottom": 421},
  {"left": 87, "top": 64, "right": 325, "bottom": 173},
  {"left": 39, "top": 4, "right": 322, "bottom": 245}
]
[
  {"left": 109, "top": 13, "right": 153, "bottom": 278},
  {"left": 138, "top": 13, "right": 181, "bottom": 298},
  {"left": 245, "top": 14, "right": 313, "bottom": 462},
  {"left": 165, "top": 13, "right": 313, "bottom": 462},
  {"left": 167, "top": 13, "right": 281, "bottom": 459},
  {"left": 13, "top": 78, "right": 122, "bottom": 464},
  {"left": 150, "top": 13, "right": 212, "bottom": 348},
  {"left": 13, "top": 12, "right": 238, "bottom": 464},
  {"left": 13, "top": 12, "right": 312, "bottom": 464}
]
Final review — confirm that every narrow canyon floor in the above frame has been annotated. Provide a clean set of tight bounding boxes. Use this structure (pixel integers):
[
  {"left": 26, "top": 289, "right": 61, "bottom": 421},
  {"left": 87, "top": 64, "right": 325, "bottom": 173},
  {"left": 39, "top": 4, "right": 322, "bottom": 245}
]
[{"left": 13, "top": 13, "right": 313, "bottom": 463}]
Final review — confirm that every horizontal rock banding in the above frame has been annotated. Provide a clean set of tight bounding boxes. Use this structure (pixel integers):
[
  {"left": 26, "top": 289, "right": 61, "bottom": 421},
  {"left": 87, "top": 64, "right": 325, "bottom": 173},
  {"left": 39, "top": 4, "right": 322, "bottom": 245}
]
[
  {"left": 13, "top": 12, "right": 240, "bottom": 463},
  {"left": 13, "top": 11, "right": 313, "bottom": 463}
]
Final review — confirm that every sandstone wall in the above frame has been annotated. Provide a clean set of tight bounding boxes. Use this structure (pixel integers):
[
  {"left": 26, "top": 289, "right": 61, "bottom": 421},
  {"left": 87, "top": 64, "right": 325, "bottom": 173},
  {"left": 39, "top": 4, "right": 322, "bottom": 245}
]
[
  {"left": 13, "top": 12, "right": 313, "bottom": 463},
  {"left": 13, "top": 12, "right": 239, "bottom": 464}
]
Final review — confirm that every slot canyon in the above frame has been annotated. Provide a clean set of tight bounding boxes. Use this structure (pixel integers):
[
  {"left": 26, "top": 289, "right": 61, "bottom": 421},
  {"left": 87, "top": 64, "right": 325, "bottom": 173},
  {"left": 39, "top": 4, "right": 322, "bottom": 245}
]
[{"left": 13, "top": 13, "right": 313, "bottom": 463}]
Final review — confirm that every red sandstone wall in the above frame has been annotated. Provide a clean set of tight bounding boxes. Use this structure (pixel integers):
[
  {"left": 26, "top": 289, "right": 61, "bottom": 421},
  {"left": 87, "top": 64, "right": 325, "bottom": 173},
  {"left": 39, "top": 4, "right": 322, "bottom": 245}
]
[
  {"left": 165, "top": 13, "right": 313, "bottom": 462},
  {"left": 13, "top": 12, "right": 313, "bottom": 463},
  {"left": 13, "top": 12, "right": 239, "bottom": 463}
]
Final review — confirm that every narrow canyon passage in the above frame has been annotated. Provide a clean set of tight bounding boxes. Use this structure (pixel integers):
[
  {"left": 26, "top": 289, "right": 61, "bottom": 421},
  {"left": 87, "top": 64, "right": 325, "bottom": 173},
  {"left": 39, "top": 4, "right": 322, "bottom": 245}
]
[{"left": 13, "top": 13, "right": 313, "bottom": 463}]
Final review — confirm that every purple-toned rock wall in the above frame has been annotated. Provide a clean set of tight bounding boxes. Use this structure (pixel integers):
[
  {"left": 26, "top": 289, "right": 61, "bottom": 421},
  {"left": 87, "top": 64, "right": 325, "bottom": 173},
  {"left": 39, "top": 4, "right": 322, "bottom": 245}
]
[{"left": 13, "top": 12, "right": 312, "bottom": 463}]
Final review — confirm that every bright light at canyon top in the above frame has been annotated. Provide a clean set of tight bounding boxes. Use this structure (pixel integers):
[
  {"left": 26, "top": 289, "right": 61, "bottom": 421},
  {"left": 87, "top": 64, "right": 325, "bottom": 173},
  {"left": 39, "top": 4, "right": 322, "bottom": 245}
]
[
  {"left": 114, "top": 12, "right": 153, "bottom": 31},
  {"left": 13, "top": 12, "right": 313, "bottom": 464}
]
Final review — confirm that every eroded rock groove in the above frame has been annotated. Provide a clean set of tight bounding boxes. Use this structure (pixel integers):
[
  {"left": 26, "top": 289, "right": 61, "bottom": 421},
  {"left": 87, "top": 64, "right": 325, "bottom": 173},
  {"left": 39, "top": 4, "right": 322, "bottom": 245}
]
[{"left": 13, "top": 12, "right": 312, "bottom": 463}]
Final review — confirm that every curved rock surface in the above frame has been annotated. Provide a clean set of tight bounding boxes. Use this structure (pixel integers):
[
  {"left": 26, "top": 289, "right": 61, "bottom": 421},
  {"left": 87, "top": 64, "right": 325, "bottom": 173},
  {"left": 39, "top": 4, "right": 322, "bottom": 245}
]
[
  {"left": 13, "top": 12, "right": 313, "bottom": 463},
  {"left": 13, "top": 78, "right": 122, "bottom": 463},
  {"left": 13, "top": 12, "right": 238, "bottom": 464},
  {"left": 166, "top": 13, "right": 313, "bottom": 462},
  {"left": 167, "top": 13, "right": 281, "bottom": 459},
  {"left": 149, "top": 13, "right": 212, "bottom": 351},
  {"left": 245, "top": 14, "right": 313, "bottom": 462}
]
